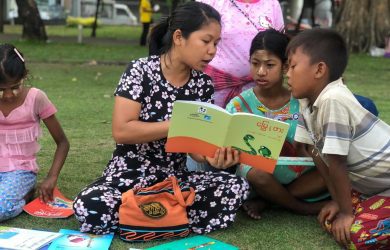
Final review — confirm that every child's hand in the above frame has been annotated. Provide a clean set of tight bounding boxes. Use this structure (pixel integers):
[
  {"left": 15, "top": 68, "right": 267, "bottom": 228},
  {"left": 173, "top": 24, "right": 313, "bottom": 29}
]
[
  {"left": 38, "top": 176, "right": 57, "bottom": 203},
  {"left": 330, "top": 213, "right": 354, "bottom": 247},
  {"left": 318, "top": 200, "right": 339, "bottom": 231},
  {"left": 206, "top": 147, "right": 239, "bottom": 170}
]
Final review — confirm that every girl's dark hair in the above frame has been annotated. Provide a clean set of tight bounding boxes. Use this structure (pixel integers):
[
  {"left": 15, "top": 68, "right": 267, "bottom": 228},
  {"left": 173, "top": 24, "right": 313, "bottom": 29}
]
[
  {"left": 148, "top": 1, "right": 221, "bottom": 56},
  {"left": 249, "top": 29, "right": 290, "bottom": 64},
  {"left": 0, "top": 44, "right": 27, "bottom": 85}
]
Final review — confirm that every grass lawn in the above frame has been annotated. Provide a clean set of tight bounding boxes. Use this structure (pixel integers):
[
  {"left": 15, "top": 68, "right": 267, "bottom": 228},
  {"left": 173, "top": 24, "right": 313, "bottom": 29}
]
[{"left": 1, "top": 25, "right": 390, "bottom": 249}]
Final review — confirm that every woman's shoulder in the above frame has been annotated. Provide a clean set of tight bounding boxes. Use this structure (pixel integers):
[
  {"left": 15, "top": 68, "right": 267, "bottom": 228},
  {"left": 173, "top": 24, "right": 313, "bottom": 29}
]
[
  {"left": 126, "top": 55, "right": 160, "bottom": 73},
  {"left": 191, "top": 69, "right": 213, "bottom": 83},
  {"left": 129, "top": 55, "right": 159, "bottom": 66}
]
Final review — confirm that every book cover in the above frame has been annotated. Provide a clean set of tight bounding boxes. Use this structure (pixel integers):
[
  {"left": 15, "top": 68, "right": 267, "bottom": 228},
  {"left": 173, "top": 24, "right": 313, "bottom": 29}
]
[
  {"left": 47, "top": 229, "right": 114, "bottom": 250},
  {"left": 146, "top": 235, "right": 238, "bottom": 250},
  {"left": 23, "top": 187, "right": 74, "bottom": 218},
  {"left": 165, "top": 101, "right": 289, "bottom": 173},
  {"left": 0, "top": 227, "right": 62, "bottom": 250}
]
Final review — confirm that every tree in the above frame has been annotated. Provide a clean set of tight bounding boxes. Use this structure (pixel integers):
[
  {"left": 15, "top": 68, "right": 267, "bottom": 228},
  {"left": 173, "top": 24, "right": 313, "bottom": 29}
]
[
  {"left": 15, "top": 0, "right": 47, "bottom": 41},
  {"left": 91, "top": 0, "right": 101, "bottom": 37},
  {"left": 0, "top": 0, "right": 4, "bottom": 33},
  {"left": 335, "top": 0, "right": 390, "bottom": 52}
]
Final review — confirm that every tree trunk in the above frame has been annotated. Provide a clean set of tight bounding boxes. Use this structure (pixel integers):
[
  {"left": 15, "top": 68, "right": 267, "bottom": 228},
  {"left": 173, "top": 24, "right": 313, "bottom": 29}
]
[
  {"left": 15, "top": 0, "right": 47, "bottom": 41},
  {"left": 0, "top": 0, "right": 5, "bottom": 33},
  {"left": 91, "top": 0, "right": 101, "bottom": 37},
  {"left": 335, "top": 0, "right": 390, "bottom": 52}
]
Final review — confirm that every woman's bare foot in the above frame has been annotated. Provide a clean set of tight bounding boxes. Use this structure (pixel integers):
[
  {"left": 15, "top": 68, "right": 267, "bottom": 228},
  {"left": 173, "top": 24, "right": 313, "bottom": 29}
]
[{"left": 242, "top": 199, "right": 267, "bottom": 220}]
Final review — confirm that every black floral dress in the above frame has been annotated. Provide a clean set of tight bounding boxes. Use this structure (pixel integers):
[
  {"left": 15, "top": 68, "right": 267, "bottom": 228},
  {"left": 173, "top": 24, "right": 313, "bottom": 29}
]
[{"left": 73, "top": 55, "right": 249, "bottom": 235}]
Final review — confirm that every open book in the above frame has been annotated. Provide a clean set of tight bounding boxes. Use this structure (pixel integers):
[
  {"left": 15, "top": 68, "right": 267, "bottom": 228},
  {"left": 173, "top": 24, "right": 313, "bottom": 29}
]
[
  {"left": 47, "top": 229, "right": 114, "bottom": 250},
  {"left": 0, "top": 227, "right": 61, "bottom": 250},
  {"left": 23, "top": 187, "right": 74, "bottom": 218},
  {"left": 165, "top": 101, "right": 289, "bottom": 173}
]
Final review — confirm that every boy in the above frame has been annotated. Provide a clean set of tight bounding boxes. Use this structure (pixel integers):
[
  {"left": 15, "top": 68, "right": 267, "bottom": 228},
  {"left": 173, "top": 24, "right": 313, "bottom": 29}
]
[{"left": 286, "top": 28, "right": 390, "bottom": 249}]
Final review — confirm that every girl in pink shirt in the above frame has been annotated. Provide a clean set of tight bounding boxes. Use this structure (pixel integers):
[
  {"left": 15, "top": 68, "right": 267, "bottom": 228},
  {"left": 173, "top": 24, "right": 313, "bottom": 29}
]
[{"left": 0, "top": 44, "right": 69, "bottom": 221}]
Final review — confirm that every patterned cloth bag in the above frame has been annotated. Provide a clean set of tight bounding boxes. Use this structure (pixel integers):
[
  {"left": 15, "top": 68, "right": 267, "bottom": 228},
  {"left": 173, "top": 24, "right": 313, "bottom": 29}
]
[{"left": 119, "top": 176, "right": 195, "bottom": 242}]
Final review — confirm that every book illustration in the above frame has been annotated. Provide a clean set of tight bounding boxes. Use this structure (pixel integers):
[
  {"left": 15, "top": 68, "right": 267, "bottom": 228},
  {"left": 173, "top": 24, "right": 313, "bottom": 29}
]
[
  {"left": 146, "top": 235, "right": 238, "bottom": 250},
  {"left": 23, "top": 187, "right": 74, "bottom": 218},
  {"left": 0, "top": 226, "right": 62, "bottom": 250},
  {"left": 47, "top": 229, "right": 114, "bottom": 250},
  {"left": 232, "top": 134, "right": 272, "bottom": 157},
  {"left": 165, "top": 101, "right": 289, "bottom": 173}
]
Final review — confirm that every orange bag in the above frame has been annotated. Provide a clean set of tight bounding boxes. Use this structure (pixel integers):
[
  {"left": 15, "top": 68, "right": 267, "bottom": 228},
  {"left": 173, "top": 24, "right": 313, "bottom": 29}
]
[{"left": 119, "top": 176, "right": 195, "bottom": 242}]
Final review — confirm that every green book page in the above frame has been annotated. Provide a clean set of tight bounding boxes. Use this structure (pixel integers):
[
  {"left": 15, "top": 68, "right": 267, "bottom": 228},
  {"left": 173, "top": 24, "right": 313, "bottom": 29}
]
[
  {"left": 225, "top": 113, "right": 289, "bottom": 160},
  {"left": 168, "top": 101, "right": 231, "bottom": 146}
]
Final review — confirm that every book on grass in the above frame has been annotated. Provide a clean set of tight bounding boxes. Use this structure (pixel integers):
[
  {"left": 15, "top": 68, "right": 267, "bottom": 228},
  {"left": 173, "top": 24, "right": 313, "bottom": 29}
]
[
  {"left": 0, "top": 226, "right": 62, "bottom": 250},
  {"left": 23, "top": 187, "right": 74, "bottom": 218},
  {"left": 165, "top": 100, "right": 289, "bottom": 173},
  {"left": 146, "top": 235, "right": 238, "bottom": 250},
  {"left": 47, "top": 229, "right": 114, "bottom": 250}
]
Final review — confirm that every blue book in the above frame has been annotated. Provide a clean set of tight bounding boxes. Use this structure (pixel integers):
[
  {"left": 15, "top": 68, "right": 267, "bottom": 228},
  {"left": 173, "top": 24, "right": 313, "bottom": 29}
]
[
  {"left": 47, "top": 229, "right": 113, "bottom": 250},
  {"left": 146, "top": 235, "right": 238, "bottom": 250}
]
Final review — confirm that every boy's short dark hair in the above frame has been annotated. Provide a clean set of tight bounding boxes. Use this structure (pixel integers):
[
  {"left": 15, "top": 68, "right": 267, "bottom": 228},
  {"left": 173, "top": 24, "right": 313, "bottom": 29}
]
[{"left": 286, "top": 28, "right": 348, "bottom": 82}]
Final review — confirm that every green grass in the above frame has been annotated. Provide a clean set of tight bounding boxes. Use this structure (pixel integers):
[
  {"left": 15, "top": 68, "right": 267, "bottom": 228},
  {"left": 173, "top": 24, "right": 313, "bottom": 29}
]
[
  {"left": 1, "top": 25, "right": 390, "bottom": 249},
  {"left": 4, "top": 24, "right": 143, "bottom": 41}
]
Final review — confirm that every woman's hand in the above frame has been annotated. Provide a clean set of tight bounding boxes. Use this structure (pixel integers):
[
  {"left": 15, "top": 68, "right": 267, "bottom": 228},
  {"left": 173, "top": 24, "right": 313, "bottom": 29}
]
[
  {"left": 38, "top": 176, "right": 57, "bottom": 203},
  {"left": 206, "top": 147, "right": 240, "bottom": 170}
]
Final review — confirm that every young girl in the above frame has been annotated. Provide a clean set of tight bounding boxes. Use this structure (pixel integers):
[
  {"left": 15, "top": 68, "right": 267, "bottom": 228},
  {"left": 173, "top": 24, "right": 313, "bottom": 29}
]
[
  {"left": 226, "top": 29, "right": 327, "bottom": 219},
  {"left": 73, "top": 2, "right": 249, "bottom": 235},
  {"left": 0, "top": 44, "right": 69, "bottom": 222}
]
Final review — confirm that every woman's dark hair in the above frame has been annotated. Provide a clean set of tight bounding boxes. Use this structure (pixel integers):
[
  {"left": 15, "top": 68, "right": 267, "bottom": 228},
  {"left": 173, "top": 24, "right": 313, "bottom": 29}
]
[
  {"left": 148, "top": 1, "right": 221, "bottom": 56},
  {"left": 249, "top": 29, "right": 290, "bottom": 64},
  {"left": 0, "top": 44, "right": 27, "bottom": 85}
]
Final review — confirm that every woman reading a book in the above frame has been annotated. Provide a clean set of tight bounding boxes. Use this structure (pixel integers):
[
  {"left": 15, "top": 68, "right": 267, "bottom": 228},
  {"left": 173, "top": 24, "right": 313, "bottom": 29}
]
[
  {"left": 73, "top": 1, "right": 249, "bottom": 235},
  {"left": 225, "top": 29, "right": 329, "bottom": 219}
]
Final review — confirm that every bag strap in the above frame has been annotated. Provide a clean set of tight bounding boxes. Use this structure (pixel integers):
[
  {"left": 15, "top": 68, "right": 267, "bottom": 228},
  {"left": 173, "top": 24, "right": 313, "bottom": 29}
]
[
  {"left": 229, "top": 0, "right": 259, "bottom": 31},
  {"left": 170, "top": 176, "right": 195, "bottom": 207}
]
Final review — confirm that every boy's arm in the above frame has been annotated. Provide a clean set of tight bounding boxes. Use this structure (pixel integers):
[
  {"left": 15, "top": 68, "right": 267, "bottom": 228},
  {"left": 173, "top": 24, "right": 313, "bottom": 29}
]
[{"left": 314, "top": 151, "right": 354, "bottom": 247}]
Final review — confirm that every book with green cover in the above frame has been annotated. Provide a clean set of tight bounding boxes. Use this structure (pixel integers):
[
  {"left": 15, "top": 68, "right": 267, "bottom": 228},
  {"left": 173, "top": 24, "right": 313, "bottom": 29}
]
[
  {"left": 146, "top": 235, "right": 238, "bottom": 250},
  {"left": 165, "top": 101, "right": 289, "bottom": 173}
]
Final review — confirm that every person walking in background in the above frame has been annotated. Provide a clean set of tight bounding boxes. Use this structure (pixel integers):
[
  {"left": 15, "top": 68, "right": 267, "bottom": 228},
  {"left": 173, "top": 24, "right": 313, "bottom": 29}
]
[{"left": 139, "top": 0, "right": 153, "bottom": 46}]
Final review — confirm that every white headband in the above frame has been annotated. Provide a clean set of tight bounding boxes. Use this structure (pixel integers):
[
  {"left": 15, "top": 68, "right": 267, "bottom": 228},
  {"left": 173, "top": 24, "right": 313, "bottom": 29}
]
[{"left": 14, "top": 48, "right": 25, "bottom": 62}]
